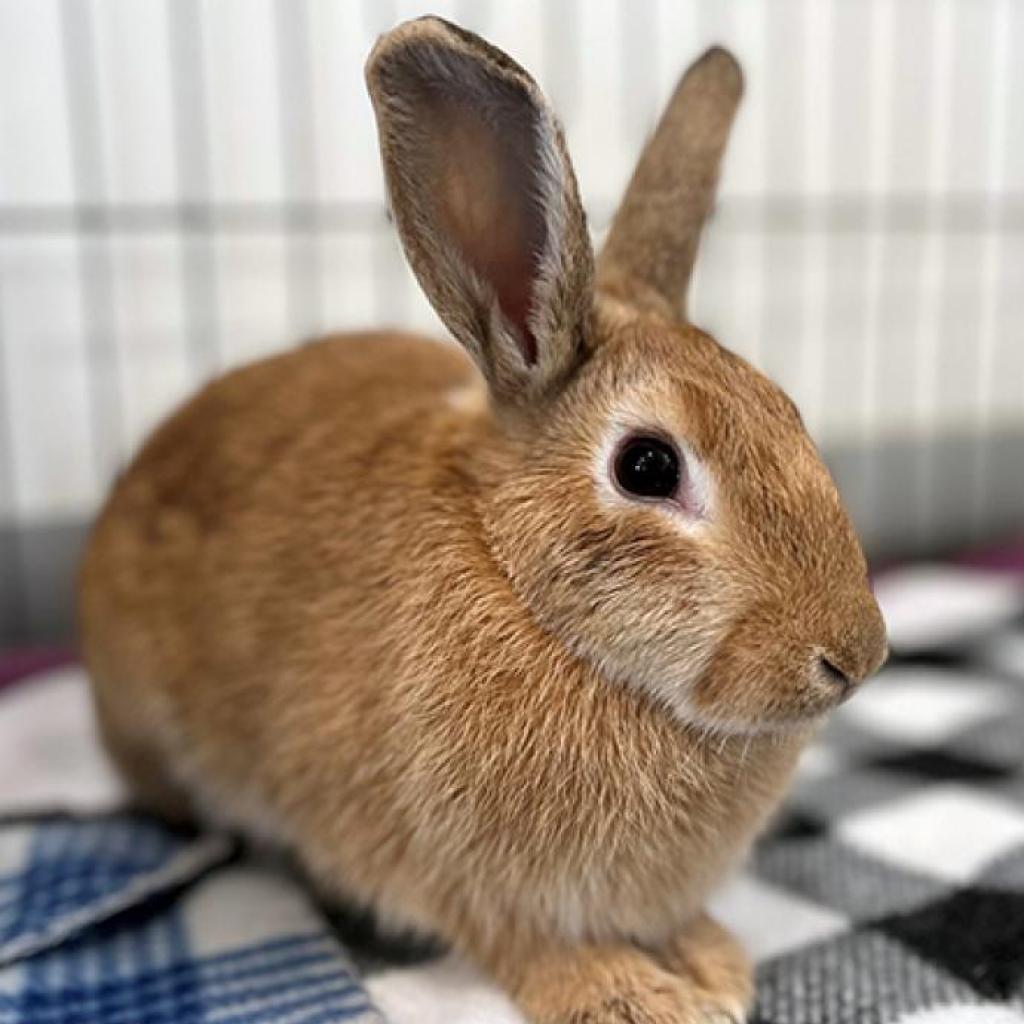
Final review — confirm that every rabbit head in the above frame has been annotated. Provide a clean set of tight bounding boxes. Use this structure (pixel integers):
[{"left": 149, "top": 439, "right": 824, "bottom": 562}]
[{"left": 366, "top": 18, "right": 887, "bottom": 736}]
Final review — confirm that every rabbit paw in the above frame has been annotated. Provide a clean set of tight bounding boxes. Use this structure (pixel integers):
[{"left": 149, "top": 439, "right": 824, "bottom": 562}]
[
  {"left": 560, "top": 991, "right": 745, "bottom": 1023},
  {"left": 507, "top": 941, "right": 745, "bottom": 1024},
  {"left": 657, "top": 912, "right": 753, "bottom": 1024}
]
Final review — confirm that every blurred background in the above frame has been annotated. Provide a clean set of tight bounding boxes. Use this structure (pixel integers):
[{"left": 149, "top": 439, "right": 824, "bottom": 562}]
[{"left": 0, "top": 0, "right": 1021, "bottom": 644}]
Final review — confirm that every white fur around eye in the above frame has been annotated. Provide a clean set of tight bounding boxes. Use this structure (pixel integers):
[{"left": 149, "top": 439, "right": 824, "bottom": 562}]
[{"left": 593, "top": 420, "right": 714, "bottom": 531}]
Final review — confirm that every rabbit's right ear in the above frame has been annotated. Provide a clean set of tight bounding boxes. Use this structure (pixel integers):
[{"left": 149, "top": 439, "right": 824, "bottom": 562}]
[
  {"left": 366, "top": 18, "right": 594, "bottom": 410},
  {"left": 597, "top": 47, "right": 743, "bottom": 321}
]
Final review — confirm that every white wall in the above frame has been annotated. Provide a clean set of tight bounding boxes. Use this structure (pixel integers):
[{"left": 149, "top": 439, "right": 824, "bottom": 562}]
[{"left": 0, "top": 0, "right": 1022, "bottom": 529}]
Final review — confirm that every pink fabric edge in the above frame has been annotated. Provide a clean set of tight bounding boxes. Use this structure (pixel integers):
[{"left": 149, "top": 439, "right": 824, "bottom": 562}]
[{"left": 0, "top": 647, "right": 78, "bottom": 693}]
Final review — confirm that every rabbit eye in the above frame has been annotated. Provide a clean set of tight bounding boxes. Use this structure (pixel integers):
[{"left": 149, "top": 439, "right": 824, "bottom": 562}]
[{"left": 613, "top": 436, "right": 681, "bottom": 500}]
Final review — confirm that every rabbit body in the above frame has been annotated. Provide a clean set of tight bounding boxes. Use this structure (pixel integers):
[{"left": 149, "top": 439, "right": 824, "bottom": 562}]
[
  {"left": 80, "top": 327, "right": 801, "bottom": 953},
  {"left": 80, "top": 18, "right": 886, "bottom": 1023}
]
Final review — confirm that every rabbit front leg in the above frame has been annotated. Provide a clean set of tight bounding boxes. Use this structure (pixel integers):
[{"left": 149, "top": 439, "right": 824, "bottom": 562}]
[
  {"left": 655, "top": 911, "right": 754, "bottom": 1024},
  {"left": 493, "top": 933, "right": 749, "bottom": 1024}
]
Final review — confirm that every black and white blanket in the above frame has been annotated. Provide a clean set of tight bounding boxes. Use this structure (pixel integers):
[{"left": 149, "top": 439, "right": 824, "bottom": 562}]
[{"left": 0, "top": 562, "right": 1022, "bottom": 1023}]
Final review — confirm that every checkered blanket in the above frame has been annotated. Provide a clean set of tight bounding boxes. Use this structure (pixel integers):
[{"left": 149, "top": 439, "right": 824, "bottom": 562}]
[{"left": 1, "top": 562, "right": 1022, "bottom": 1023}]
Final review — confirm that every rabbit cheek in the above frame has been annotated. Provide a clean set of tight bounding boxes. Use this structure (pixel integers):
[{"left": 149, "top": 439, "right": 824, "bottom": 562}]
[{"left": 689, "top": 613, "right": 836, "bottom": 733}]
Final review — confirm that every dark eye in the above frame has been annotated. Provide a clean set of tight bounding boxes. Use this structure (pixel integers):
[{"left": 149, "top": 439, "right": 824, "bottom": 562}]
[{"left": 613, "top": 436, "right": 681, "bottom": 500}]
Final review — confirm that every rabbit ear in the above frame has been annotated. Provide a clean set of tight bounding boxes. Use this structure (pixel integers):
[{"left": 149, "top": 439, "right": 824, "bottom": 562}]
[
  {"left": 366, "top": 18, "right": 594, "bottom": 408},
  {"left": 597, "top": 46, "right": 743, "bottom": 321}
]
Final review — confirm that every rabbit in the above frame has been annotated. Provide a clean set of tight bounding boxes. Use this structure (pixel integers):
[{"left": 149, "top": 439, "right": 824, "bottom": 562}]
[{"left": 78, "top": 16, "right": 888, "bottom": 1024}]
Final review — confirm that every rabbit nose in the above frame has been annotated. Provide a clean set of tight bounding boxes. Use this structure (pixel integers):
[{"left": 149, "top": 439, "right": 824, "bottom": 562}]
[
  {"left": 818, "top": 656, "right": 853, "bottom": 695},
  {"left": 817, "top": 645, "right": 886, "bottom": 702},
  {"left": 818, "top": 597, "right": 890, "bottom": 698},
  {"left": 818, "top": 586, "right": 889, "bottom": 691}
]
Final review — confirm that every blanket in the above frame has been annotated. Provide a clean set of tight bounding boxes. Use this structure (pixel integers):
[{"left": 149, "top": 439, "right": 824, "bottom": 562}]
[{"left": 1, "top": 561, "right": 1022, "bottom": 1024}]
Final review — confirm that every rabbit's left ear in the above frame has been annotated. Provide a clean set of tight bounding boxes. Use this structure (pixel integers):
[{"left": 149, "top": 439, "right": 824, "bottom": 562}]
[
  {"left": 366, "top": 18, "right": 594, "bottom": 408},
  {"left": 597, "top": 46, "right": 743, "bottom": 322}
]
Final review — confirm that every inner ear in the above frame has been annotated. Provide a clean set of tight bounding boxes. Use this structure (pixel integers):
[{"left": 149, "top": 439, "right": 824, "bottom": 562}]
[
  {"left": 402, "top": 52, "right": 547, "bottom": 366},
  {"left": 367, "top": 17, "right": 595, "bottom": 407}
]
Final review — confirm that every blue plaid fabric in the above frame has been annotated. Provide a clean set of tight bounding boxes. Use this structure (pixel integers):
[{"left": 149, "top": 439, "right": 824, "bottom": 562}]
[
  {"left": 0, "top": 812, "right": 382, "bottom": 1023},
  {"left": 0, "top": 815, "right": 227, "bottom": 959},
  {"left": 3, "top": 924, "right": 373, "bottom": 1023}
]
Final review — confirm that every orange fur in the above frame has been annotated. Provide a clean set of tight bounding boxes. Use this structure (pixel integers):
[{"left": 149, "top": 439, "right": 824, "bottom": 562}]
[{"left": 79, "top": 19, "right": 886, "bottom": 1023}]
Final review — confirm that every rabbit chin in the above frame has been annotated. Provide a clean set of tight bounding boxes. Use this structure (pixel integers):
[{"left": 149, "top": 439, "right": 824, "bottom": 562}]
[
  {"left": 631, "top": 671, "right": 833, "bottom": 739},
  {"left": 669, "top": 696, "right": 825, "bottom": 739}
]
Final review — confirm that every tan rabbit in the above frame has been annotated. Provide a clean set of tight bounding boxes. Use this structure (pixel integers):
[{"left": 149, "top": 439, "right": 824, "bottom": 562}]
[{"left": 78, "top": 17, "right": 887, "bottom": 1024}]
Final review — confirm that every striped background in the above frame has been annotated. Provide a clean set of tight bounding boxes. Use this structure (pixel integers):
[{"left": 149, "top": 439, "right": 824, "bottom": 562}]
[{"left": 1, "top": 0, "right": 1022, "bottom": 640}]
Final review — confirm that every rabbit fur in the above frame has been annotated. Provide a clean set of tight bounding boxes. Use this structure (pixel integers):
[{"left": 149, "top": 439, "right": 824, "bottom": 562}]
[{"left": 79, "top": 17, "right": 887, "bottom": 1024}]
